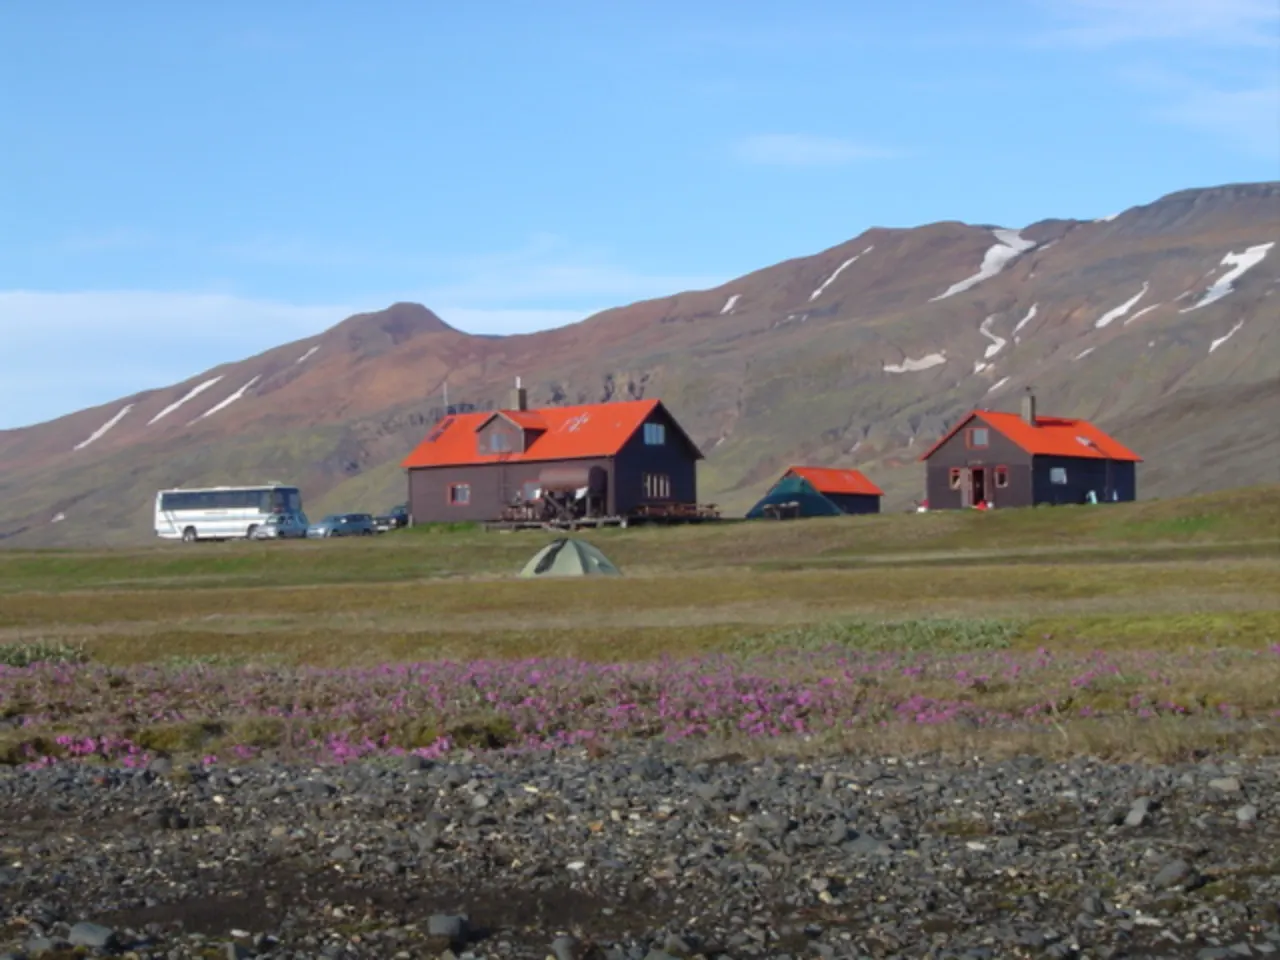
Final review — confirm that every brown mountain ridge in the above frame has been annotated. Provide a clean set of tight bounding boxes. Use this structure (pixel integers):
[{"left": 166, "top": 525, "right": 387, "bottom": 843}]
[{"left": 2, "top": 181, "right": 1277, "bottom": 545}]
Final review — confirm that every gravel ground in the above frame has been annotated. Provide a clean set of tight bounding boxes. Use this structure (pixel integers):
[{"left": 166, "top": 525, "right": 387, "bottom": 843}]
[{"left": 1, "top": 747, "right": 1277, "bottom": 960}]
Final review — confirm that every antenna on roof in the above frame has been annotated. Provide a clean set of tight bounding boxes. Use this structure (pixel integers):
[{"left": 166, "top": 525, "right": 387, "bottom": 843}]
[{"left": 443, "top": 379, "right": 449, "bottom": 413}]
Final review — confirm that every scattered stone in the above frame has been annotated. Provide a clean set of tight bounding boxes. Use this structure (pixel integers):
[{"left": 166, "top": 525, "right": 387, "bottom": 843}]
[{"left": 0, "top": 749, "right": 1275, "bottom": 958}]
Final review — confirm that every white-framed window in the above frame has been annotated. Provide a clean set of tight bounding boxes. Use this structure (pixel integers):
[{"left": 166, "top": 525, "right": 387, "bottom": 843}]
[
  {"left": 1049, "top": 467, "right": 1068, "bottom": 485},
  {"left": 967, "top": 427, "right": 989, "bottom": 448},
  {"left": 643, "top": 422, "right": 666, "bottom": 445},
  {"left": 642, "top": 473, "right": 671, "bottom": 499},
  {"left": 448, "top": 483, "right": 471, "bottom": 505}
]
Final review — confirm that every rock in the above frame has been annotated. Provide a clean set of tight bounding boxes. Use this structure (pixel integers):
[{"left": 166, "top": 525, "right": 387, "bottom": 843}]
[
  {"left": 67, "top": 922, "right": 117, "bottom": 949},
  {"left": 1125, "top": 796, "right": 1154, "bottom": 827},
  {"left": 1238, "top": 804, "right": 1259, "bottom": 823},
  {"left": 428, "top": 914, "right": 470, "bottom": 945},
  {"left": 1153, "top": 858, "right": 1192, "bottom": 889},
  {"left": 1210, "top": 777, "right": 1243, "bottom": 793}
]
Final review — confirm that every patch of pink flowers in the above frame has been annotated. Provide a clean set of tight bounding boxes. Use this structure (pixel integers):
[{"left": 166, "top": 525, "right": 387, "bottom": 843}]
[{"left": 1, "top": 645, "right": 1276, "bottom": 769}]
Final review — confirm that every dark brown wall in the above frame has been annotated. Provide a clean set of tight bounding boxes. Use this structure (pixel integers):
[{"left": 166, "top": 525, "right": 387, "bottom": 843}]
[
  {"left": 408, "top": 456, "right": 615, "bottom": 523},
  {"left": 611, "top": 406, "right": 700, "bottom": 513},
  {"left": 1032, "top": 456, "right": 1137, "bottom": 505},
  {"left": 923, "top": 415, "right": 1034, "bottom": 509},
  {"left": 825, "top": 492, "right": 881, "bottom": 515}
]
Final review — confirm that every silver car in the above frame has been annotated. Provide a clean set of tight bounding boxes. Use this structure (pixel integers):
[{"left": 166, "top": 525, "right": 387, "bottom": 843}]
[{"left": 250, "top": 513, "right": 309, "bottom": 540}]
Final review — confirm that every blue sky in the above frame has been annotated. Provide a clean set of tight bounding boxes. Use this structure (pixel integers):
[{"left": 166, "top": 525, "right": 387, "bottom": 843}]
[{"left": 2, "top": 0, "right": 1277, "bottom": 429}]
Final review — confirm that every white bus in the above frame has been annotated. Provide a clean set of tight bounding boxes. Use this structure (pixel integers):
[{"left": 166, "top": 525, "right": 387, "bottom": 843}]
[{"left": 154, "top": 484, "right": 304, "bottom": 542}]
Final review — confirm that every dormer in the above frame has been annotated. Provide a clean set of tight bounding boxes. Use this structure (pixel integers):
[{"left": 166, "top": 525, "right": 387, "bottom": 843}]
[{"left": 475, "top": 410, "right": 546, "bottom": 456}]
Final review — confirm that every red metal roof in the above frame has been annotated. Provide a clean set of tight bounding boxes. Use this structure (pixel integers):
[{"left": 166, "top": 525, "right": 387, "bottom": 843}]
[
  {"left": 786, "top": 465, "right": 884, "bottom": 497},
  {"left": 918, "top": 409, "right": 1143, "bottom": 462},
  {"left": 402, "top": 398, "right": 691, "bottom": 468}
]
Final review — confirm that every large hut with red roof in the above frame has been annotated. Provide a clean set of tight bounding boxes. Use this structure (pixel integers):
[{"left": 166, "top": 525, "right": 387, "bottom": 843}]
[
  {"left": 918, "top": 390, "right": 1142, "bottom": 510},
  {"left": 400, "top": 384, "right": 704, "bottom": 525}
]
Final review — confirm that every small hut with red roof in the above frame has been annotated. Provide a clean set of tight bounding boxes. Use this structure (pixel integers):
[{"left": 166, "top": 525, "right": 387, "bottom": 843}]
[
  {"left": 746, "top": 466, "right": 883, "bottom": 520},
  {"left": 917, "top": 389, "right": 1142, "bottom": 509}
]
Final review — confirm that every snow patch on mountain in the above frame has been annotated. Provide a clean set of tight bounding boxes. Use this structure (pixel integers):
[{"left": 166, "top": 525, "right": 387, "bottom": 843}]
[
  {"left": 720, "top": 294, "right": 741, "bottom": 315},
  {"left": 979, "top": 315, "right": 1007, "bottom": 359},
  {"left": 73, "top": 404, "right": 134, "bottom": 451},
  {"left": 930, "top": 229, "right": 1036, "bottom": 302},
  {"left": 296, "top": 346, "right": 320, "bottom": 364},
  {"left": 1209, "top": 320, "right": 1245, "bottom": 354},
  {"left": 810, "top": 246, "right": 873, "bottom": 302},
  {"left": 147, "top": 376, "right": 225, "bottom": 425},
  {"left": 1180, "top": 242, "right": 1275, "bottom": 312},
  {"left": 884, "top": 353, "right": 947, "bottom": 374},
  {"left": 188, "top": 376, "right": 261, "bottom": 424},
  {"left": 1095, "top": 282, "right": 1149, "bottom": 329}
]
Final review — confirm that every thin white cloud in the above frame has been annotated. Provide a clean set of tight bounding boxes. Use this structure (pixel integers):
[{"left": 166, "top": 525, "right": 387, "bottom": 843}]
[
  {"left": 732, "top": 134, "right": 901, "bottom": 168},
  {"left": 1156, "top": 83, "right": 1280, "bottom": 157},
  {"left": 0, "top": 291, "right": 584, "bottom": 429},
  {"left": 1037, "top": 0, "right": 1280, "bottom": 46},
  {"left": 0, "top": 238, "right": 726, "bottom": 429}
]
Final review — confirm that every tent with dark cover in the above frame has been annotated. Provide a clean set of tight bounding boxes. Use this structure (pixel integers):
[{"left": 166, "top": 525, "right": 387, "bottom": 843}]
[
  {"left": 745, "top": 473, "right": 843, "bottom": 520},
  {"left": 746, "top": 466, "right": 884, "bottom": 520},
  {"left": 518, "top": 537, "right": 622, "bottom": 577}
]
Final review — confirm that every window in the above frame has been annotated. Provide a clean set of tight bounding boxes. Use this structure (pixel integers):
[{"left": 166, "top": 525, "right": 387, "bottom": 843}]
[
  {"left": 642, "top": 473, "right": 671, "bottom": 500},
  {"left": 643, "top": 422, "right": 666, "bottom": 445},
  {"left": 1050, "top": 467, "right": 1068, "bottom": 485},
  {"left": 448, "top": 483, "right": 471, "bottom": 505},
  {"left": 995, "top": 466, "right": 1009, "bottom": 489},
  {"left": 485, "top": 430, "right": 512, "bottom": 453},
  {"left": 948, "top": 468, "right": 962, "bottom": 490},
  {"left": 966, "top": 427, "right": 989, "bottom": 449}
]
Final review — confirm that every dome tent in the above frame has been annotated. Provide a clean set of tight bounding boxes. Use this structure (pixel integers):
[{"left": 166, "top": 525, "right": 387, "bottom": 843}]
[{"left": 518, "top": 537, "right": 621, "bottom": 578}]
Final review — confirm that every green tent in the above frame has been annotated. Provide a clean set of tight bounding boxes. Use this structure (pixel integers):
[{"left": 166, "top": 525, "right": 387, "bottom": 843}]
[
  {"left": 745, "top": 472, "right": 843, "bottom": 520},
  {"left": 518, "top": 537, "right": 622, "bottom": 578}
]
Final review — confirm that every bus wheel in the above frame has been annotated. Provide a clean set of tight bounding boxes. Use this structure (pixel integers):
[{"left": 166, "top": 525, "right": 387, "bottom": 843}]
[
  {"left": 246, "top": 524, "right": 259, "bottom": 540},
  {"left": 182, "top": 527, "right": 198, "bottom": 543}
]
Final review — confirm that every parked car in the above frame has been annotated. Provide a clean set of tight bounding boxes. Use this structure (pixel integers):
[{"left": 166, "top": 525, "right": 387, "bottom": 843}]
[
  {"left": 374, "top": 504, "right": 410, "bottom": 533},
  {"left": 306, "top": 513, "right": 376, "bottom": 538},
  {"left": 250, "top": 512, "right": 310, "bottom": 540}
]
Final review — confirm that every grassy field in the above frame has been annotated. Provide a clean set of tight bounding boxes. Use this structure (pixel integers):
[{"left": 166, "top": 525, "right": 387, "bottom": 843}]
[{"left": 1, "top": 484, "right": 1277, "bottom": 766}]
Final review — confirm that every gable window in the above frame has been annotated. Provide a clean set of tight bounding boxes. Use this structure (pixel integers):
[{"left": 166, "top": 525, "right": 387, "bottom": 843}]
[
  {"left": 1049, "top": 467, "right": 1068, "bottom": 485},
  {"left": 948, "top": 468, "right": 962, "bottom": 490},
  {"left": 966, "top": 427, "right": 989, "bottom": 449},
  {"left": 447, "top": 483, "right": 471, "bottom": 505},
  {"left": 995, "top": 466, "right": 1009, "bottom": 489},
  {"left": 642, "top": 473, "right": 671, "bottom": 500},
  {"left": 486, "top": 431, "right": 512, "bottom": 454},
  {"left": 643, "top": 422, "right": 666, "bottom": 445}
]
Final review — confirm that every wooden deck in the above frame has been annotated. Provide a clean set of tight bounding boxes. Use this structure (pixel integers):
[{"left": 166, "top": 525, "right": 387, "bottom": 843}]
[{"left": 484, "top": 502, "right": 722, "bottom": 532}]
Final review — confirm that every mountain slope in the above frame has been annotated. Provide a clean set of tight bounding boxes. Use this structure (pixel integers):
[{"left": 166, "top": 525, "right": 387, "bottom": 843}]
[{"left": 2, "top": 182, "right": 1277, "bottom": 545}]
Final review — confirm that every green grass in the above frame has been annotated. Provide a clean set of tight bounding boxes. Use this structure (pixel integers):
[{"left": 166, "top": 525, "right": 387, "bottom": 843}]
[
  {"left": 0, "top": 484, "right": 1276, "bottom": 671},
  {"left": 2, "top": 483, "right": 1277, "bottom": 595}
]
